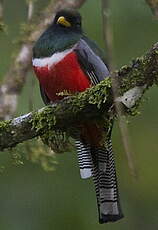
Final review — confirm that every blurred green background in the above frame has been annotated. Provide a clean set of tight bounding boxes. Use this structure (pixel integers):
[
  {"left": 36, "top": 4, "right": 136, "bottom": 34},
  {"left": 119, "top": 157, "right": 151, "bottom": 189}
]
[{"left": 0, "top": 0, "right": 158, "bottom": 229}]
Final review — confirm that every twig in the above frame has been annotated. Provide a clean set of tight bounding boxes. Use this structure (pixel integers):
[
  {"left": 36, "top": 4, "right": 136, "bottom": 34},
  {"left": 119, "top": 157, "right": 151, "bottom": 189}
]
[
  {"left": 101, "top": 0, "right": 113, "bottom": 67},
  {"left": 0, "top": 0, "right": 3, "bottom": 21},
  {"left": 27, "top": 0, "right": 34, "bottom": 22},
  {"left": 0, "top": 0, "right": 5, "bottom": 32},
  {"left": 146, "top": 0, "right": 158, "bottom": 17},
  {"left": 0, "top": 0, "right": 87, "bottom": 120},
  {"left": 26, "top": 0, "right": 35, "bottom": 111},
  {"left": 101, "top": 0, "right": 137, "bottom": 178}
]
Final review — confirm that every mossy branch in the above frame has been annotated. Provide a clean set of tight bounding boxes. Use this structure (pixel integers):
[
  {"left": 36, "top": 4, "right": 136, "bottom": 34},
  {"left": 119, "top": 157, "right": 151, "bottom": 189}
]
[{"left": 0, "top": 42, "right": 158, "bottom": 151}]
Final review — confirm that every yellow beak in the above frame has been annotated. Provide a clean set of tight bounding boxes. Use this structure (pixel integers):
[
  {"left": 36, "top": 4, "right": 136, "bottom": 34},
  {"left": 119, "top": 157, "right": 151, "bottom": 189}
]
[{"left": 57, "top": 16, "right": 71, "bottom": 27}]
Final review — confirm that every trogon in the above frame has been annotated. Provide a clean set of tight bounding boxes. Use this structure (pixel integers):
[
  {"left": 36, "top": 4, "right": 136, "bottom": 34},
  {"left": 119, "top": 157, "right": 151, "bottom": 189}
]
[{"left": 32, "top": 9, "right": 123, "bottom": 224}]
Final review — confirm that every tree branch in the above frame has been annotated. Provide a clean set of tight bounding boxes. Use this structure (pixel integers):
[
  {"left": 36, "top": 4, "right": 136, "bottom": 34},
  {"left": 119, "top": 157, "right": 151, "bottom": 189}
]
[
  {"left": 1, "top": 41, "right": 158, "bottom": 151},
  {"left": 0, "top": 0, "right": 87, "bottom": 120},
  {"left": 0, "top": 0, "right": 5, "bottom": 32},
  {"left": 146, "top": 0, "right": 158, "bottom": 17},
  {"left": 101, "top": 0, "right": 137, "bottom": 178}
]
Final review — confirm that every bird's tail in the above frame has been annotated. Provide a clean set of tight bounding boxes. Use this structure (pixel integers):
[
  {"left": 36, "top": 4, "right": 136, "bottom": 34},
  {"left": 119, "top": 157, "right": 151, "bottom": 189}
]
[
  {"left": 91, "top": 140, "right": 123, "bottom": 223},
  {"left": 75, "top": 139, "right": 123, "bottom": 223},
  {"left": 75, "top": 140, "right": 92, "bottom": 179}
]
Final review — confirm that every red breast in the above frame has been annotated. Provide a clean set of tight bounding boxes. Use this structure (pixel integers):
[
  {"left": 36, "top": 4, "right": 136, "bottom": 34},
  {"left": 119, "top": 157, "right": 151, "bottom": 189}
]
[
  {"left": 33, "top": 51, "right": 91, "bottom": 101},
  {"left": 33, "top": 50, "right": 102, "bottom": 146}
]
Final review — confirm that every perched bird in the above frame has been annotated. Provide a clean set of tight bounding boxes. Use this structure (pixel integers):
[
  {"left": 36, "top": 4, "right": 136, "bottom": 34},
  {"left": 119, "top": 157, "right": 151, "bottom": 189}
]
[{"left": 32, "top": 9, "right": 123, "bottom": 223}]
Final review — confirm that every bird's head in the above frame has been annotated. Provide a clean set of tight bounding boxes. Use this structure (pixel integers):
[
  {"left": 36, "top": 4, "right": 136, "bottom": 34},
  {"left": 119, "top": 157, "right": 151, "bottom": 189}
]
[
  {"left": 33, "top": 9, "right": 82, "bottom": 58},
  {"left": 53, "top": 9, "right": 82, "bottom": 32}
]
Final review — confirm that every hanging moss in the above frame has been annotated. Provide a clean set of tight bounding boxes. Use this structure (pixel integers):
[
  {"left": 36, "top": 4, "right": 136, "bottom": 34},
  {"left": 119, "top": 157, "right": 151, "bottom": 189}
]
[
  {"left": 31, "top": 106, "right": 70, "bottom": 153},
  {"left": 30, "top": 78, "right": 113, "bottom": 152},
  {"left": 0, "top": 22, "right": 7, "bottom": 32},
  {"left": 0, "top": 120, "right": 12, "bottom": 137}
]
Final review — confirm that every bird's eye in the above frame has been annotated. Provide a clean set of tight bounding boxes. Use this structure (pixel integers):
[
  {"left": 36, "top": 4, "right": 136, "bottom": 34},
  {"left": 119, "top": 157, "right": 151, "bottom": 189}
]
[{"left": 57, "top": 16, "right": 71, "bottom": 27}]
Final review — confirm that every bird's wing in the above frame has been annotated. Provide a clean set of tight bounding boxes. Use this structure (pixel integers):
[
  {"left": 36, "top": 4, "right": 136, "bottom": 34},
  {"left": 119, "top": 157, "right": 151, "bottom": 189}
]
[
  {"left": 39, "top": 38, "right": 109, "bottom": 105},
  {"left": 40, "top": 84, "right": 50, "bottom": 105},
  {"left": 74, "top": 38, "right": 109, "bottom": 85}
]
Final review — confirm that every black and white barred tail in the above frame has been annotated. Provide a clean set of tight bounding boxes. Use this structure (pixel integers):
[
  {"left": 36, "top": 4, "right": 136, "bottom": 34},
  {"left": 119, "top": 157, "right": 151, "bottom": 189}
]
[
  {"left": 75, "top": 139, "right": 123, "bottom": 223},
  {"left": 75, "top": 140, "right": 92, "bottom": 179}
]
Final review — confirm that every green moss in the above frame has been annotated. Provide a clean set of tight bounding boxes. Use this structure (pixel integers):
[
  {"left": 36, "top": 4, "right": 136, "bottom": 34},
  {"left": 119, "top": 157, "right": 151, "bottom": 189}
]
[
  {"left": 31, "top": 106, "right": 56, "bottom": 132},
  {"left": 119, "top": 58, "right": 143, "bottom": 93},
  {"left": 0, "top": 120, "right": 11, "bottom": 128},
  {"left": 30, "top": 70, "right": 148, "bottom": 152},
  {"left": 24, "top": 139, "right": 58, "bottom": 172},
  {"left": 69, "top": 77, "right": 112, "bottom": 115},
  {"left": 126, "top": 102, "right": 141, "bottom": 116},
  {"left": 0, "top": 120, "right": 11, "bottom": 135},
  {"left": 30, "top": 79, "right": 112, "bottom": 152},
  {"left": 31, "top": 106, "right": 71, "bottom": 153},
  {"left": 0, "top": 18, "right": 8, "bottom": 33},
  {"left": 117, "top": 56, "right": 152, "bottom": 116},
  {"left": 87, "top": 78, "right": 111, "bottom": 108},
  {"left": 0, "top": 139, "right": 57, "bottom": 172}
]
